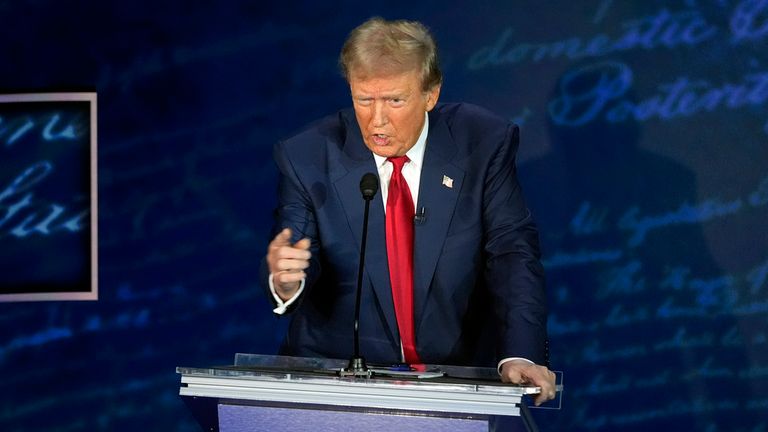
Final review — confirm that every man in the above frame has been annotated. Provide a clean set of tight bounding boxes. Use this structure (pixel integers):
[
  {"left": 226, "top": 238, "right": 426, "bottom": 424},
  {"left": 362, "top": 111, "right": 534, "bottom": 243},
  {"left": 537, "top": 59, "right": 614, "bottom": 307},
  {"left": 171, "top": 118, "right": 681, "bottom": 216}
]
[{"left": 263, "top": 17, "right": 556, "bottom": 405}]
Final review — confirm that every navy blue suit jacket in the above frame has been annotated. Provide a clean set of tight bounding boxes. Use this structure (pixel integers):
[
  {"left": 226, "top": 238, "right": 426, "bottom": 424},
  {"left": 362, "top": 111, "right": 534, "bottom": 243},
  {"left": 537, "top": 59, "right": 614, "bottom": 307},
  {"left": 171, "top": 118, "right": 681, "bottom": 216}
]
[{"left": 263, "top": 103, "right": 547, "bottom": 367}]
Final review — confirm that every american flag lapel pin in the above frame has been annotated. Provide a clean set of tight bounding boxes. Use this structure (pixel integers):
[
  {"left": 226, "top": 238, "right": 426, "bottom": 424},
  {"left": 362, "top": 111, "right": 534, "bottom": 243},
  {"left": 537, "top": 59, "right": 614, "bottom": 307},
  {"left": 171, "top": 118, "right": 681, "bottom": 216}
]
[{"left": 442, "top": 175, "right": 454, "bottom": 188}]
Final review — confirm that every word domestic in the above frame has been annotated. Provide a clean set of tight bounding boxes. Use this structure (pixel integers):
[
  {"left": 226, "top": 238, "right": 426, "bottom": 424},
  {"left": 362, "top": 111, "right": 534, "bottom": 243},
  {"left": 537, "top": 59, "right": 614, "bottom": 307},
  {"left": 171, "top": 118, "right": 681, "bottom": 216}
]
[{"left": 468, "top": 1, "right": 768, "bottom": 69}]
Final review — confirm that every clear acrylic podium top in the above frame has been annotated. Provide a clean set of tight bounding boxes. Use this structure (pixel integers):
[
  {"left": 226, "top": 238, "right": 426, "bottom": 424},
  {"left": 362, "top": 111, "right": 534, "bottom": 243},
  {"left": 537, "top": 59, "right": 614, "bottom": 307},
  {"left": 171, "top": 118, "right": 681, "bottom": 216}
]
[{"left": 177, "top": 353, "right": 558, "bottom": 418}]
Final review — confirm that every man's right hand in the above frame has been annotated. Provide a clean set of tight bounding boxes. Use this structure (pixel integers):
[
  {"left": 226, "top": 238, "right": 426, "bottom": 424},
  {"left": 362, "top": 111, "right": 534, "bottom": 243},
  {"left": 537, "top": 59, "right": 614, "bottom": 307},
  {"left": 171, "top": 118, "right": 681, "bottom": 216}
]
[{"left": 267, "top": 228, "right": 311, "bottom": 300}]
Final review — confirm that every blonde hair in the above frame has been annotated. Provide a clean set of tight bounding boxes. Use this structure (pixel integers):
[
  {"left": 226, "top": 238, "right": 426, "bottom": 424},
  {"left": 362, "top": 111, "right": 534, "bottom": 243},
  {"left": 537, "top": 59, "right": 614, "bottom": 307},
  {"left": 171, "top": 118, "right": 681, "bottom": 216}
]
[{"left": 339, "top": 17, "right": 442, "bottom": 91}]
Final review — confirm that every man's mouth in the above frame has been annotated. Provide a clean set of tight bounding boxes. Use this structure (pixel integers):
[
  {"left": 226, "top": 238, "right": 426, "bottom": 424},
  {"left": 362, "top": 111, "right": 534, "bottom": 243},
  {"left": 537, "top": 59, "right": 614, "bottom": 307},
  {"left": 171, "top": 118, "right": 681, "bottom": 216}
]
[{"left": 372, "top": 134, "right": 389, "bottom": 145}]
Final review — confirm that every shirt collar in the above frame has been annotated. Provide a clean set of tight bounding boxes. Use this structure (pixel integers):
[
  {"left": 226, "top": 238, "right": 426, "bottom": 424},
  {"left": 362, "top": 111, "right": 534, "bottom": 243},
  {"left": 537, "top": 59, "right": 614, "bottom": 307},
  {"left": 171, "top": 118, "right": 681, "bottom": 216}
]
[{"left": 372, "top": 111, "right": 429, "bottom": 170}]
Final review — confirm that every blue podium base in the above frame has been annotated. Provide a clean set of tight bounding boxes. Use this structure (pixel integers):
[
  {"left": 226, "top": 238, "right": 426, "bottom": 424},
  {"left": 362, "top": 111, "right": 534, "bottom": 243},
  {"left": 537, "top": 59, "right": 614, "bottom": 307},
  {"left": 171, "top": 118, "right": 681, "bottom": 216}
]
[{"left": 218, "top": 403, "right": 488, "bottom": 432}]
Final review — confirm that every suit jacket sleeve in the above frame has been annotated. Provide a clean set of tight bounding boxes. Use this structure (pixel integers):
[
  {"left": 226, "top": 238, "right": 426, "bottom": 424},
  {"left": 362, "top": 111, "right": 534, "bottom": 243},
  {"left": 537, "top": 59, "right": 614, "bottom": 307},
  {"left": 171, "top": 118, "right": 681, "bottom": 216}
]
[
  {"left": 259, "top": 139, "right": 322, "bottom": 312},
  {"left": 483, "top": 124, "right": 548, "bottom": 364}
]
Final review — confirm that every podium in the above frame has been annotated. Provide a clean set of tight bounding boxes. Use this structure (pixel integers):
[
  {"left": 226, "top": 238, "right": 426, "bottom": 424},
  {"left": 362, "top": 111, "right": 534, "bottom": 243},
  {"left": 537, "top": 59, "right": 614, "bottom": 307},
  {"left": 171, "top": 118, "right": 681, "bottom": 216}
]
[{"left": 177, "top": 354, "right": 556, "bottom": 432}]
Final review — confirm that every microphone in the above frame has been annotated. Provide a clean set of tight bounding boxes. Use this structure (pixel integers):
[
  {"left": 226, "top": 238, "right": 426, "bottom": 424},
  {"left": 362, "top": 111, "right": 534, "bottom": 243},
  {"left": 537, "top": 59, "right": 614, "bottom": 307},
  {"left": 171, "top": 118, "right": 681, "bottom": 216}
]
[
  {"left": 414, "top": 207, "right": 426, "bottom": 224},
  {"left": 360, "top": 172, "right": 378, "bottom": 201},
  {"left": 342, "top": 173, "right": 378, "bottom": 377}
]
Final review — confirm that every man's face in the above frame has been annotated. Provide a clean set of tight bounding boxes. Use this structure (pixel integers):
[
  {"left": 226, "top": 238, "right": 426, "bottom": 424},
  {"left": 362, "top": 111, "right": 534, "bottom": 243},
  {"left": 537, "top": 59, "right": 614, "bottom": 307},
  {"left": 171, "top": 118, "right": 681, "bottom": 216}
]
[{"left": 349, "top": 70, "right": 441, "bottom": 158}]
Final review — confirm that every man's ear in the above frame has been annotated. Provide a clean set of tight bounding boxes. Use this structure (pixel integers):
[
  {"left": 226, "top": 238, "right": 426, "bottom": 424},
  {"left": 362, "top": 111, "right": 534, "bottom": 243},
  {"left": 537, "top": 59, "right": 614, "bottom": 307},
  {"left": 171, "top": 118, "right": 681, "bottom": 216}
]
[{"left": 425, "top": 84, "right": 441, "bottom": 111}]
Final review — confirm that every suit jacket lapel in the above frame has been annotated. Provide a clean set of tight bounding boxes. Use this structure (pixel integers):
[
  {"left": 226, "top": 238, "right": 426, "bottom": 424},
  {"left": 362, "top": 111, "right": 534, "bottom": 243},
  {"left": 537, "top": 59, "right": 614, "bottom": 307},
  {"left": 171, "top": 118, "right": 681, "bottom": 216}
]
[
  {"left": 332, "top": 111, "right": 399, "bottom": 345},
  {"left": 413, "top": 111, "right": 464, "bottom": 334}
]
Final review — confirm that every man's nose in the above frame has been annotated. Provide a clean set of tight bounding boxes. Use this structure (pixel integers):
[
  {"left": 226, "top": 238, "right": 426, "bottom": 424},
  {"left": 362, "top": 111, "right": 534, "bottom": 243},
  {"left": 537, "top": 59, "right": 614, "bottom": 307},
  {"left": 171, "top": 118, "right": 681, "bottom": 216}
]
[{"left": 372, "top": 102, "right": 388, "bottom": 127}]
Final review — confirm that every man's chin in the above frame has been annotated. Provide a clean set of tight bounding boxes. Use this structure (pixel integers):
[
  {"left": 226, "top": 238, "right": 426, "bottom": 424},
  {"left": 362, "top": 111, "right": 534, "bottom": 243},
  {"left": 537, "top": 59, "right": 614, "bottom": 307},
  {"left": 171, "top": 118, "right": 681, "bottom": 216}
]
[{"left": 366, "top": 143, "right": 399, "bottom": 158}]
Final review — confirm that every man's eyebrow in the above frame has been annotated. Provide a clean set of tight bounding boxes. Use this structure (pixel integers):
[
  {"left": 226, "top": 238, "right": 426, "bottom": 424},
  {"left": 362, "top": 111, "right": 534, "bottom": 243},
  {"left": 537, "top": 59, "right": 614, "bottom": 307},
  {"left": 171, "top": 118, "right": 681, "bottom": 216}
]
[{"left": 352, "top": 90, "right": 410, "bottom": 100}]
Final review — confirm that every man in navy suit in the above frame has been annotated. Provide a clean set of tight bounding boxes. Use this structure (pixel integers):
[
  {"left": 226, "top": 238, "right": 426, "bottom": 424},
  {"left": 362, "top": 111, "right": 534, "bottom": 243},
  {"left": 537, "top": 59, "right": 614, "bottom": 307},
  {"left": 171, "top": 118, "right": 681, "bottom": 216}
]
[{"left": 263, "top": 17, "right": 556, "bottom": 405}]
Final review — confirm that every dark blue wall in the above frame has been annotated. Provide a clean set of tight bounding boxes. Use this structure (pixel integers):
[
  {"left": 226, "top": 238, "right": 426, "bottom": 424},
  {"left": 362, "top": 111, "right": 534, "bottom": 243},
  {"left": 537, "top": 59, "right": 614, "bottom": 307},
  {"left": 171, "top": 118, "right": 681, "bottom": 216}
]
[{"left": 1, "top": 1, "right": 766, "bottom": 431}]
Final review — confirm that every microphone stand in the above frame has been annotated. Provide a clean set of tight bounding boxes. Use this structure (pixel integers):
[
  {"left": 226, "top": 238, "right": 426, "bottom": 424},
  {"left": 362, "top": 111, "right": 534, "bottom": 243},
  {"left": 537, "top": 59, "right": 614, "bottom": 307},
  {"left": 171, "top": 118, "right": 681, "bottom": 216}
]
[{"left": 340, "top": 174, "right": 377, "bottom": 377}]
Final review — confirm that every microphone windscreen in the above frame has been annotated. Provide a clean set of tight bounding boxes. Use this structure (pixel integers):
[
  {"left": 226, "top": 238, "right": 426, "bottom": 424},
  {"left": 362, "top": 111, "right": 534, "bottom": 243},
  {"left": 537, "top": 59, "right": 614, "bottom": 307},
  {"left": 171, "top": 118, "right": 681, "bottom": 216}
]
[{"left": 359, "top": 173, "right": 379, "bottom": 200}]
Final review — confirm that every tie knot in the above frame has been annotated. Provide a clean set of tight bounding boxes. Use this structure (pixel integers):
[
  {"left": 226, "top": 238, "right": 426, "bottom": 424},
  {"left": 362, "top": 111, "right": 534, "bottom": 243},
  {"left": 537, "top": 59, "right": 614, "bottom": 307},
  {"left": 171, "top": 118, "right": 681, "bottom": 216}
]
[{"left": 387, "top": 156, "right": 409, "bottom": 173}]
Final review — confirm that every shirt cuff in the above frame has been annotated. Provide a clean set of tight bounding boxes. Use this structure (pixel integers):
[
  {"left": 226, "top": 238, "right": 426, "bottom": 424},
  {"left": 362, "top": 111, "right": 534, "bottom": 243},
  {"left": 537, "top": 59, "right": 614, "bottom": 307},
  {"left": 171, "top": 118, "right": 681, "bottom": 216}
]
[
  {"left": 497, "top": 357, "right": 535, "bottom": 374},
  {"left": 269, "top": 273, "right": 306, "bottom": 314}
]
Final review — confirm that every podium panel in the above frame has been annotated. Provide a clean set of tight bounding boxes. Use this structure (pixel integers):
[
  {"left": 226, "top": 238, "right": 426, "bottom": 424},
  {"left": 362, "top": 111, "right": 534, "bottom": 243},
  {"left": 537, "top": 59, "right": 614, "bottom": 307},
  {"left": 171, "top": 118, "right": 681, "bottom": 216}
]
[{"left": 218, "top": 404, "right": 487, "bottom": 432}]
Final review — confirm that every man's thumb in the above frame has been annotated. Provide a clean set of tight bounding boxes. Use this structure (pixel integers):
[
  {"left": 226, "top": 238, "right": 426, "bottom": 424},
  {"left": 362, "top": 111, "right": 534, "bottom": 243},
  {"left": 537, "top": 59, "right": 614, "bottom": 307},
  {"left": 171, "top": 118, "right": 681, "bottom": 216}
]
[{"left": 294, "top": 237, "right": 311, "bottom": 250}]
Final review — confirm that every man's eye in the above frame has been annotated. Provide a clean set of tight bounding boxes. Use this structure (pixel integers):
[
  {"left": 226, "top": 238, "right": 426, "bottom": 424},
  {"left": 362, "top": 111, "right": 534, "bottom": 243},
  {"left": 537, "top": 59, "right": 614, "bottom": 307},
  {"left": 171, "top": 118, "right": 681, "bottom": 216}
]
[{"left": 389, "top": 99, "right": 404, "bottom": 106}]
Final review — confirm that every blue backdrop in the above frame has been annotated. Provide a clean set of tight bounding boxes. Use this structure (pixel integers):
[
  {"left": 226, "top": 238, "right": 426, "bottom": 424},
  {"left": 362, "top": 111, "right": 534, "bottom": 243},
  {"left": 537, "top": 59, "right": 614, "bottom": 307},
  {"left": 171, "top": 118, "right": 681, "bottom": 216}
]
[{"left": 1, "top": 1, "right": 766, "bottom": 431}]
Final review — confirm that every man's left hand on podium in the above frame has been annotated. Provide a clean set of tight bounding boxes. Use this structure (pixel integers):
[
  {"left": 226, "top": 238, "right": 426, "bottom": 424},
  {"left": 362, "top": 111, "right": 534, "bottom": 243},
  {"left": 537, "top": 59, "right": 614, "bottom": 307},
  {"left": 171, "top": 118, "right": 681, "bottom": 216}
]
[{"left": 500, "top": 359, "right": 557, "bottom": 406}]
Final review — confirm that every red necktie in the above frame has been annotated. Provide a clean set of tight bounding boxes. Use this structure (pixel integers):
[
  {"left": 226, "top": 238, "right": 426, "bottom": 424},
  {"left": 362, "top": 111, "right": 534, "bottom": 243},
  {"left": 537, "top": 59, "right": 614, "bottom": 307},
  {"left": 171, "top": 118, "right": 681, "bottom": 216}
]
[{"left": 385, "top": 156, "right": 420, "bottom": 364}]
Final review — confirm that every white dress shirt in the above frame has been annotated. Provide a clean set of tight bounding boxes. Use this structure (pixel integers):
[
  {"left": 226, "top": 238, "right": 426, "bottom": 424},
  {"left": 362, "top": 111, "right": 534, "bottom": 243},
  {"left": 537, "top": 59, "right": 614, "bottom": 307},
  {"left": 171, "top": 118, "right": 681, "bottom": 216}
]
[{"left": 371, "top": 112, "right": 428, "bottom": 212}]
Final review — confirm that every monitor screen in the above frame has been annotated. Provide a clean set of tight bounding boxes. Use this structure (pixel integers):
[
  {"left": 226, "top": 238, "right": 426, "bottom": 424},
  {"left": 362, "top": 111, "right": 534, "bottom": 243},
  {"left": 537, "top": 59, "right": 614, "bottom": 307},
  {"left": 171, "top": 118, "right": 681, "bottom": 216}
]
[{"left": 0, "top": 92, "right": 97, "bottom": 301}]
